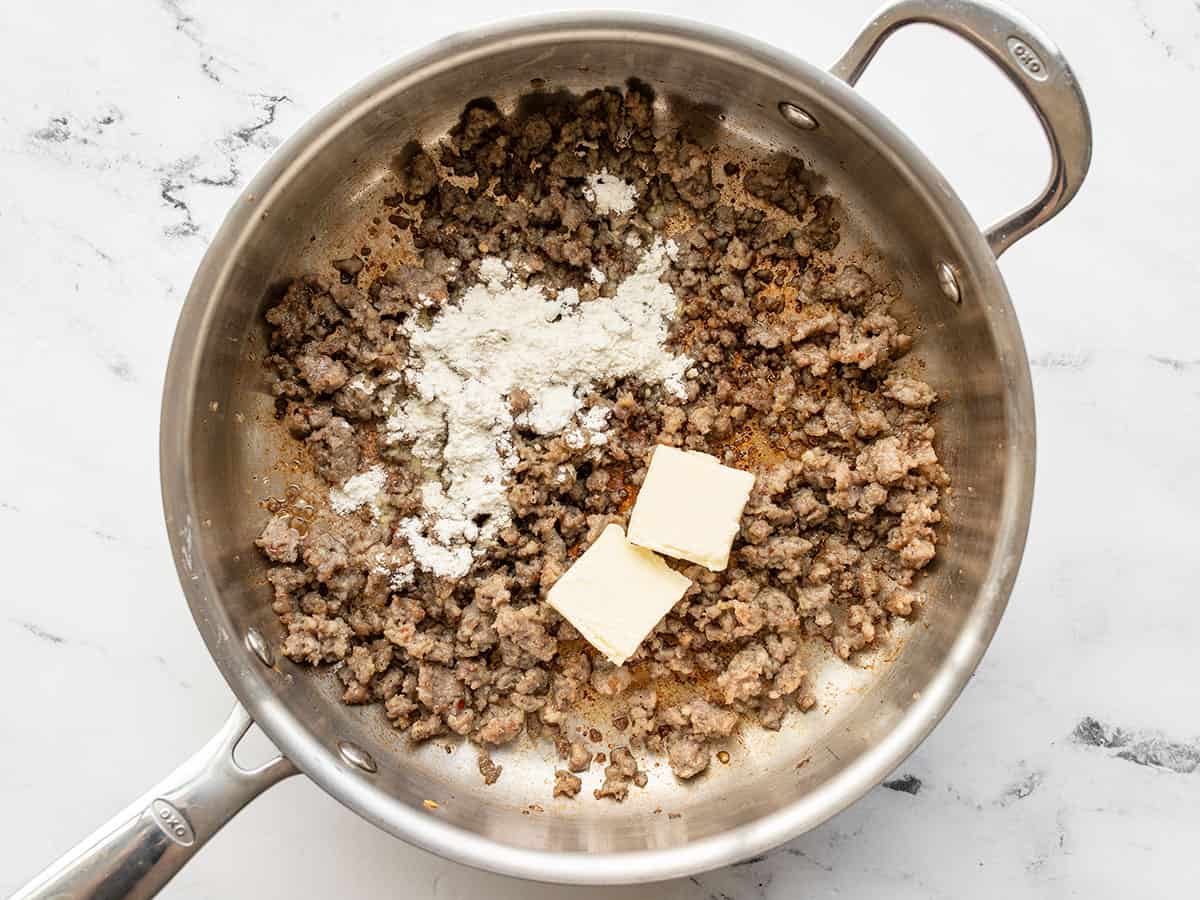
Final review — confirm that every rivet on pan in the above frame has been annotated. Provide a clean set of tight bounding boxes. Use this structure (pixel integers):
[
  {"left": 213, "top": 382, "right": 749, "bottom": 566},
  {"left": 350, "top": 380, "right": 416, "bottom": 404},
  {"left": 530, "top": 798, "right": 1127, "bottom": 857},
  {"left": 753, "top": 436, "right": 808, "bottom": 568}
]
[
  {"left": 245, "top": 627, "right": 274, "bottom": 667},
  {"left": 778, "top": 102, "right": 818, "bottom": 131},
  {"left": 936, "top": 261, "right": 962, "bottom": 304},
  {"left": 338, "top": 740, "right": 378, "bottom": 774}
]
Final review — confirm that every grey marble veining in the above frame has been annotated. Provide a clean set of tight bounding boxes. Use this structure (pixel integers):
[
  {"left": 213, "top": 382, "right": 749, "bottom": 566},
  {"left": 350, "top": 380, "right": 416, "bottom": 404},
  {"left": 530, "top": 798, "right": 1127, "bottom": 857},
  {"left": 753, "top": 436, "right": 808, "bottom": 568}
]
[{"left": 2, "top": 0, "right": 1197, "bottom": 897}]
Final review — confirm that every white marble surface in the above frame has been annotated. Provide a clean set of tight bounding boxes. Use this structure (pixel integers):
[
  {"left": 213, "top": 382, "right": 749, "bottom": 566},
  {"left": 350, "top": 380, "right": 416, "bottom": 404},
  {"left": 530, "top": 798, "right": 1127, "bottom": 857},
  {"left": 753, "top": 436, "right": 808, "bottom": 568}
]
[{"left": 2, "top": 0, "right": 1197, "bottom": 896}]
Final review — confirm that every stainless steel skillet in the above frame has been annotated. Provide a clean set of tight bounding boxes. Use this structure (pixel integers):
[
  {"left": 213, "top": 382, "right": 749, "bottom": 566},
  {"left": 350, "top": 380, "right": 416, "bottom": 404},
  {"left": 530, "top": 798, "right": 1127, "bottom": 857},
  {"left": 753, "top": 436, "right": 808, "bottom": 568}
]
[{"left": 13, "top": 1, "right": 1090, "bottom": 895}]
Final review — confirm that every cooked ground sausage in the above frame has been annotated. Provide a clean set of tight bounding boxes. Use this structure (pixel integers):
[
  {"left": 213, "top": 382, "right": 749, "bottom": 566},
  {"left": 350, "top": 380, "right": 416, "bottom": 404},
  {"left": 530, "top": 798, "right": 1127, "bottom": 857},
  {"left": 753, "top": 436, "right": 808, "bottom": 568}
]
[{"left": 256, "top": 85, "right": 946, "bottom": 794}]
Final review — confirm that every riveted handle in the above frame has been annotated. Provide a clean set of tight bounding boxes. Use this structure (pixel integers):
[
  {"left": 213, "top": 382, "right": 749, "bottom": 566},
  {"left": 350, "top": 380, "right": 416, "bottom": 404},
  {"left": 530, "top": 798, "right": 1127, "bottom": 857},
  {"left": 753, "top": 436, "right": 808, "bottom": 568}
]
[
  {"left": 831, "top": 0, "right": 1093, "bottom": 257},
  {"left": 10, "top": 705, "right": 297, "bottom": 900}
]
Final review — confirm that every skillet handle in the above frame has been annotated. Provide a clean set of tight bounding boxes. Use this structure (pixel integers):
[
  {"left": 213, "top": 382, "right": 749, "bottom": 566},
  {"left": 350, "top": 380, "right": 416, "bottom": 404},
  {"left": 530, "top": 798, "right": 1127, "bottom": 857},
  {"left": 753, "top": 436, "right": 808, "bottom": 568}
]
[
  {"left": 10, "top": 704, "right": 296, "bottom": 900},
  {"left": 831, "top": 0, "right": 1093, "bottom": 257}
]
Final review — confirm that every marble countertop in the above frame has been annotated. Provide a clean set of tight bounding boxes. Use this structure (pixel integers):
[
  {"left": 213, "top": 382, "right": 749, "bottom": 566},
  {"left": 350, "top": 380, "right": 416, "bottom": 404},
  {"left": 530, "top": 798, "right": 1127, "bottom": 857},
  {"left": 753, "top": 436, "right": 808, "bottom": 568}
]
[{"left": 2, "top": 0, "right": 1196, "bottom": 896}]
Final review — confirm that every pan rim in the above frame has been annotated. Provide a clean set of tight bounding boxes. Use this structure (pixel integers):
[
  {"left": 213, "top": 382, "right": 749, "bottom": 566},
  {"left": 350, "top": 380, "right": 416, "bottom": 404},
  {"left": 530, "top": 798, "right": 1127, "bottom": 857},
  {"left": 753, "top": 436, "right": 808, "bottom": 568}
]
[{"left": 160, "top": 10, "right": 1035, "bottom": 884}]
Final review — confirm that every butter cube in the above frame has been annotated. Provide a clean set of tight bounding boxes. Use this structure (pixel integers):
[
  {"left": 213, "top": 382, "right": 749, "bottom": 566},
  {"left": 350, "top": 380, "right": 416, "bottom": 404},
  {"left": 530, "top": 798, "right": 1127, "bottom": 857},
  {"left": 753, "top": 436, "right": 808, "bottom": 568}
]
[
  {"left": 627, "top": 445, "right": 755, "bottom": 571},
  {"left": 547, "top": 524, "right": 691, "bottom": 666}
]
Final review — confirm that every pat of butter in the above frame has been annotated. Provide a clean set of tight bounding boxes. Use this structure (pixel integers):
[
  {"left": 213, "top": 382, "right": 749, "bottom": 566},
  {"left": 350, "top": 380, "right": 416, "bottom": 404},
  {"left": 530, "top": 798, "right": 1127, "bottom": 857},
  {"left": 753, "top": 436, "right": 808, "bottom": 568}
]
[
  {"left": 627, "top": 445, "right": 755, "bottom": 571},
  {"left": 547, "top": 524, "right": 691, "bottom": 666}
]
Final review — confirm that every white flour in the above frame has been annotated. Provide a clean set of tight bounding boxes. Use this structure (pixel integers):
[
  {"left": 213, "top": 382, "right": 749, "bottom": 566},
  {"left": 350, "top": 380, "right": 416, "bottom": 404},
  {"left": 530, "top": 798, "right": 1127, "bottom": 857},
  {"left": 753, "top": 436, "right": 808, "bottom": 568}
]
[
  {"left": 329, "top": 466, "right": 387, "bottom": 515},
  {"left": 388, "top": 562, "right": 416, "bottom": 591},
  {"left": 478, "top": 256, "right": 510, "bottom": 285},
  {"left": 583, "top": 170, "right": 638, "bottom": 215},
  {"left": 581, "top": 405, "right": 612, "bottom": 439},
  {"left": 521, "top": 384, "right": 579, "bottom": 435},
  {"left": 386, "top": 238, "right": 688, "bottom": 578}
]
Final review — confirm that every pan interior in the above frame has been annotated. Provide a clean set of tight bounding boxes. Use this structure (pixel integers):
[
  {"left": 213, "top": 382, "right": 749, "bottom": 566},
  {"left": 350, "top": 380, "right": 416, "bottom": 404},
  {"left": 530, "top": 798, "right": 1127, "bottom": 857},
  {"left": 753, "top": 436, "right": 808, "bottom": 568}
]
[{"left": 168, "top": 19, "right": 1028, "bottom": 864}]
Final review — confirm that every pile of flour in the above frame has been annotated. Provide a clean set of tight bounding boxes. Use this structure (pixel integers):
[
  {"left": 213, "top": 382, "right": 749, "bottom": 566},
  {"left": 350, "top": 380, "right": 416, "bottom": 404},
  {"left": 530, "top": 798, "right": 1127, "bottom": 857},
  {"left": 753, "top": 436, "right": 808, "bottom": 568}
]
[{"left": 384, "top": 238, "right": 688, "bottom": 578}]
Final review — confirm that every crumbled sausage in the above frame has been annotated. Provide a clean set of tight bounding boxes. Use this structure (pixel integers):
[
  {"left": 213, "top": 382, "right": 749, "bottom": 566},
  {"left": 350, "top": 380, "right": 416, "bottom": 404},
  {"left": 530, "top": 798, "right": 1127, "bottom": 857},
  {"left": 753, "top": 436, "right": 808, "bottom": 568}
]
[
  {"left": 884, "top": 375, "right": 937, "bottom": 408},
  {"left": 594, "top": 747, "right": 643, "bottom": 801},
  {"left": 668, "top": 734, "right": 710, "bottom": 780},
  {"left": 297, "top": 354, "right": 349, "bottom": 394},
  {"left": 478, "top": 752, "right": 503, "bottom": 785},
  {"left": 256, "top": 515, "right": 301, "bottom": 563},
  {"left": 553, "top": 770, "right": 583, "bottom": 798},
  {"left": 590, "top": 662, "right": 633, "bottom": 696},
  {"left": 477, "top": 706, "right": 524, "bottom": 746},
  {"left": 567, "top": 741, "right": 592, "bottom": 772},
  {"left": 256, "top": 85, "right": 946, "bottom": 800}
]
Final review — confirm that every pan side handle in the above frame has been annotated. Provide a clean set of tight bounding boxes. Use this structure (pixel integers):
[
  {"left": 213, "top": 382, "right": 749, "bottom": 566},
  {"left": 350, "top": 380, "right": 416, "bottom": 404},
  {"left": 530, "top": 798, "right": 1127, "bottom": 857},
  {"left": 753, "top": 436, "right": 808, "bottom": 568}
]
[
  {"left": 831, "top": 0, "right": 1093, "bottom": 258},
  {"left": 10, "top": 704, "right": 297, "bottom": 900}
]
